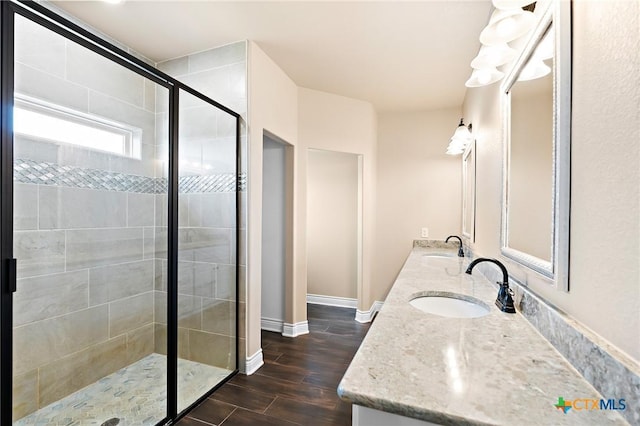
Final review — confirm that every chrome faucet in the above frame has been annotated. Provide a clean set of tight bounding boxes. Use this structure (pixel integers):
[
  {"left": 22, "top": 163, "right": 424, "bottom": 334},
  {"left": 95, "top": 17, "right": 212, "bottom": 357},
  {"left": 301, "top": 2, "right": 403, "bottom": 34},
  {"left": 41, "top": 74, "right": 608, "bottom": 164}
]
[
  {"left": 465, "top": 258, "right": 516, "bottom": 314},
  {"left": 445, "top": 235, "right": 464, "bottom": 257}
]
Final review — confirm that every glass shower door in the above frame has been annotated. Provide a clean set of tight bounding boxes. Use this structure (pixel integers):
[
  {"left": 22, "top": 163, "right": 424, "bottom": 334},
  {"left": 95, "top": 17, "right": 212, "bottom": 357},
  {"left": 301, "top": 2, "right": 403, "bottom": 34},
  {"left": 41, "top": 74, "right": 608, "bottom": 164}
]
[
  {"left": 11, "top": 13, "right": 169, "bottom": 424},
  {"left": 176, "top": 88, "right": 237, "bottom": 413}
]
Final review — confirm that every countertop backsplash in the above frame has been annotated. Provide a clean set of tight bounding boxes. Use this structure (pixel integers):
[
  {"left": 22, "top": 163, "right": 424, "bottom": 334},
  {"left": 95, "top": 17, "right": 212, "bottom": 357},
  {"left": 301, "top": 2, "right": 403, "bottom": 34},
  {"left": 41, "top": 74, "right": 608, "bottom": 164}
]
[{"left": 415, "top": 239, "right": 639, "bottom": 425}]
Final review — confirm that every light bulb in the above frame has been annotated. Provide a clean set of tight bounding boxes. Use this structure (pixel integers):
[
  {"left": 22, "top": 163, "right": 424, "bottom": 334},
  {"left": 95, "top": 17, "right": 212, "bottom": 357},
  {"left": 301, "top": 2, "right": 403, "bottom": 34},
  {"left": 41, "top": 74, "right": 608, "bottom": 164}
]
[
  {"left": 497, "top": 17, "right": 516, "bottom": 36},
  {"left": 477, "top": 70, "right": 492, "bottom": 85},
  {"left": 471, "top": 44, "right": 516, "bottom": 69}
]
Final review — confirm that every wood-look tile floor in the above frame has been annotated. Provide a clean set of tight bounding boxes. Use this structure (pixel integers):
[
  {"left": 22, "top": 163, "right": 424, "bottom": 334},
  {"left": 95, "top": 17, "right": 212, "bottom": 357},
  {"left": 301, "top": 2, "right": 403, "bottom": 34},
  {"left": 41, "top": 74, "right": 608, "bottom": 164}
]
[{"left": 177, "top": 304, "right": 371, "bottom": 426}]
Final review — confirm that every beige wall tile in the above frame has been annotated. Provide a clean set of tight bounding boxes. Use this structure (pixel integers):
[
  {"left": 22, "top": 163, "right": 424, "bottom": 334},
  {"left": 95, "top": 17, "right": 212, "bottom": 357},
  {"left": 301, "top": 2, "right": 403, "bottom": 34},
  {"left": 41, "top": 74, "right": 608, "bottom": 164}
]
[
  {"left": 66, "top": 228, "right": 143, "bottom": 271},
  {"left": 89, "top": 260, "right": 154, "bottom": 306},
  {"left": 154, "top": 324, "right": 188, "bottom": 358},
  {"left": 13, "top": 305, "right": 109, "bottom": 375},
  {"left": 128, "top": 193, "right": 155, "bottom": 227},
  {"left": 154, "top": 290, "right": 167, "bottom": 324},
  {"left": 87, "top": 91, "right": 154, "bottom": 146},
  {"left": 216, "top": 264, "right": 236, "bottom": 300},
  {"left": 178, "top": 261, "right": 215, "bottom": 298},
  {"left": 178, "top": 295, "right": 202, "bottom": 330},
  {"left": 15, "top": 270, "right": 88, "bottom": 326},
  {"left": 66, "top": 41, "right": 144, "bottom": 108},
  {"left": 179, "top": 328, "right": 189, "bottom": 359},
  {"left": 157, "top": 56, "right": 188, "bottom": 78},
  {"left": 202, "top": 299, "right": 235, "bottom": 336},
  {"left": 39, "top": 186, "right": 127, "bottom": 230},
  {"left": 188, "top": 330, "right": 234, "bottom": 370},
  {"left": 38, "top": 336, "right": 127, "bottom": 407},
  {"left": 179, "top": 228, "right": 231, "bottom": 264},
  {"left": 143, "top": 78, "right": 156, "bottom": 113},
  {"left": 155, "top": 259, "right": 166, "bottom": 291},
  {"left": 14, "top": 183, "right": 38, "bottom": 230},
  {"left": 154, "top": 323, "right": 167, "bottom": 355},
  {"left": 15, "top": 62, "right": 88, "bottom": 113},
  {"left": 12, "top": 369, "right": 38, "bottom": 421},
  {"left": 144, "top": 227, "right": 156, "bottom": 259},
  {"left": 15, "top": 16, "right": 66, "bottom": 79},
  {"left": 126, "top": 323, "right": 154, "bottom": 364},
  {"left": 14, "top": 230, "right": 65, "bottom": 278},
  {"left": 188, "top": 42, "right": 246, "bottom": 74},
  {"left": 110, "top": 292, "right": 153, "bottom": 337}
]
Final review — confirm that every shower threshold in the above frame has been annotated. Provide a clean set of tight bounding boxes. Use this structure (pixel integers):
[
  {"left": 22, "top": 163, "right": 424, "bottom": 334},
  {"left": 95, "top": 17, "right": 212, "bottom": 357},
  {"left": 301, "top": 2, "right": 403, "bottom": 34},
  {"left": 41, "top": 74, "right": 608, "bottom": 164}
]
[{"left": 14, "top": 353, "right": 232, "bottom": 426}]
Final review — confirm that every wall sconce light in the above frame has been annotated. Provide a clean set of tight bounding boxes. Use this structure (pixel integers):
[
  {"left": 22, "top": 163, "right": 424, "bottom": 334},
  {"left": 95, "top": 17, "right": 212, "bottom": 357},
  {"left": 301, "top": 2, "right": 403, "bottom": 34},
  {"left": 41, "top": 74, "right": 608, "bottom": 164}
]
[
  {"left": 446, "top": 119, "right": 473, "bottom": 156},
  {"left": 480, "top": 8, "right": 535, "bottom": 45},
  {"left": 465, "top": 67, "right": 504, "bottom": 87},
  {"left": 464, "top": 1, "right": 537, "bottom": 88},
  {"left": 470, "top": 43, "right": 517, "bottom": 69},
  {"left": 517, "top": 58, "right": 551, "bottom": 81},
  {"left": 492, "top": 0, "right": 535, "bottom": 11}
]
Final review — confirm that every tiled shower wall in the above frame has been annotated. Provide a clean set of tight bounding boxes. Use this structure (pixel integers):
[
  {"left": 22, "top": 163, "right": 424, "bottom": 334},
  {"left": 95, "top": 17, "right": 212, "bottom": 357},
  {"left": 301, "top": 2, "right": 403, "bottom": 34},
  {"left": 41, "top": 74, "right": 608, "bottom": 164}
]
[
  {"left": 11, "top": 16, "right": 245, "bottom": 420},
  {"left": 12, "top": 16, "right": 161, "bottom": 419},
  {"left": 156, "top": 41, "right": 247, "bottom": 371}
]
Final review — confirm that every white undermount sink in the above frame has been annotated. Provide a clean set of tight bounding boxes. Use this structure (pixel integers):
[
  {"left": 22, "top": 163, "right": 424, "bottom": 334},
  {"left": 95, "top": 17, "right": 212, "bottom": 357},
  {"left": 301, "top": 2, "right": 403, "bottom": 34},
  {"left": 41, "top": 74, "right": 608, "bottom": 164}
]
[
  {"left": 422, "top": 253, "right": 455, "bottom": 258},
  {"left": 409, "top": 292, "right": 490, "bottom": 318}
]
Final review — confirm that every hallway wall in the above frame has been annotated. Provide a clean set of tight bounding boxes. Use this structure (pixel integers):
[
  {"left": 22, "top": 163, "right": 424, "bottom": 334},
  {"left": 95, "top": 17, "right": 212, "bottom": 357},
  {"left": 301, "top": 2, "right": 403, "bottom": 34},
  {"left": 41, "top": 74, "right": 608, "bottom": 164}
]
[
  {"left": 374, "top": 108, "right": 463, "bottom": 302},
  {"left": 298, "top": 88, "right": 377, "bottom": 312},
  {"left": 307, "top": 149, "right": 359, "bottom": 300}
]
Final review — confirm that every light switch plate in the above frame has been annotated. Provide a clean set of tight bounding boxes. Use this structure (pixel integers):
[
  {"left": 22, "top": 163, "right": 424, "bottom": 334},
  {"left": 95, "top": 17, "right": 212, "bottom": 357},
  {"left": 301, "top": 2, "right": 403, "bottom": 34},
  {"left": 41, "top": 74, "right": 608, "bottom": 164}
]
[{"left": 421, "top": 227, "right": 429, "bottom": 238}]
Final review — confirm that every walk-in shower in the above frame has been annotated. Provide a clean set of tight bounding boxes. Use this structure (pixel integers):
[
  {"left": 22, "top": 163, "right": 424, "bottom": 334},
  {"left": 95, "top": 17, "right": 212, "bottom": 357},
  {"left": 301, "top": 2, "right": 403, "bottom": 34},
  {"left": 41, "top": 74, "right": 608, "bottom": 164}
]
[{"left": 1, "top": 2, "right": 239, "bottom": 424}]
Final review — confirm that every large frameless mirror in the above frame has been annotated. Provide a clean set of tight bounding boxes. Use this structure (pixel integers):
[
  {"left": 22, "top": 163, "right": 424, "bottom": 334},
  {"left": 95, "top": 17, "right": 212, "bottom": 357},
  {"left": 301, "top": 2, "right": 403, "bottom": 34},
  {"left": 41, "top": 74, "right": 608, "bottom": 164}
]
[{"left": 500, "top": 0, "right": 571, "bottom": 291}]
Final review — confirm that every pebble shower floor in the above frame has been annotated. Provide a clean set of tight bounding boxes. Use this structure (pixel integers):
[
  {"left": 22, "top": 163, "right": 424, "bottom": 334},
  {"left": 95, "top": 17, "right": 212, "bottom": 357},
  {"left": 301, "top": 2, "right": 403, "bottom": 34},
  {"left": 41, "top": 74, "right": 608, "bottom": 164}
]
[{"left": 14, "top": 354, "right": 232, "bottom": 426}]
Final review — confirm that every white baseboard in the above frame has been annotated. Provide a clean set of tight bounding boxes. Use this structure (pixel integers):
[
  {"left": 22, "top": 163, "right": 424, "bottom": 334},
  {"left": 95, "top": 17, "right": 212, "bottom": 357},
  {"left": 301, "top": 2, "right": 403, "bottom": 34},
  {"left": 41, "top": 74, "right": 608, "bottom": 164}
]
[
  {"left": 261, "top": 317, "right": 284, "bottom": 333},
  {"left": 243, "top": 349, "right": 264, "bottom": 375},
  {"left": 282, "top": 321, "right": 309, "bottom": 337},
  {"left": 356, "top": 301, "right": 384, "bottom": 323},
  {"left": 307, "top": 293, "right": 358, "bottom": 308}
]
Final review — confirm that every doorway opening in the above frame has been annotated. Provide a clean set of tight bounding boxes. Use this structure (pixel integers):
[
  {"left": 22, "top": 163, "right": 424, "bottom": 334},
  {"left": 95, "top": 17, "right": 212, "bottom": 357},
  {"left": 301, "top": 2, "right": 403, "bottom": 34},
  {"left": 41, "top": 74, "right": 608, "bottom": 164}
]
[
  {"left": 261, "top": 132, "right": 293, "bottom": 334},
  {"left": 306, "top": 149, "right": 363, "bottom": 316}
]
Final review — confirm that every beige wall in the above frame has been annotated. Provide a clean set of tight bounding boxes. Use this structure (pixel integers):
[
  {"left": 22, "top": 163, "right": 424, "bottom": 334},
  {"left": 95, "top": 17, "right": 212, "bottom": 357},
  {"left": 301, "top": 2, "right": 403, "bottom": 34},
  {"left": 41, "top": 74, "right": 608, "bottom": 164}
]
[
  {"left": 246, "top": 46, "right": 377, "bottom": 367},
  {"left": 298, "top": 88, "right": 377, "bottom": 310},
  {"left": 374, "top": 108, "right": 463, "bottom": 302},
  {"left": 307, "top": 149, "right": 359, "bottom": 299},
  {"left": 247, "top": 41, "right": 298, "bottom": 362},
  {"left": 463, "top": 0, "right": 640, "bottom": 362}
]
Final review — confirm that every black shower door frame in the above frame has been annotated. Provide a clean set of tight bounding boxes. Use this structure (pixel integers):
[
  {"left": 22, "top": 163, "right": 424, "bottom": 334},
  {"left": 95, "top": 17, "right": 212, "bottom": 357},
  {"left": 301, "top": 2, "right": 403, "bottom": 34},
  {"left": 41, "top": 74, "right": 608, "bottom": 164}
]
[{"left": 0, "top": 1, "right": 241, "bottom": 424}]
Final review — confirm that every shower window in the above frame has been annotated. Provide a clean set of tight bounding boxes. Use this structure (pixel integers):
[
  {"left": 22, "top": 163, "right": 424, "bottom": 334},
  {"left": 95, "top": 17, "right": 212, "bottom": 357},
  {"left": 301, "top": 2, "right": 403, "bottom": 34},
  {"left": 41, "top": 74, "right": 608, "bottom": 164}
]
[{"left": 13, "top": 95, "right": 142, "bottom": 158}]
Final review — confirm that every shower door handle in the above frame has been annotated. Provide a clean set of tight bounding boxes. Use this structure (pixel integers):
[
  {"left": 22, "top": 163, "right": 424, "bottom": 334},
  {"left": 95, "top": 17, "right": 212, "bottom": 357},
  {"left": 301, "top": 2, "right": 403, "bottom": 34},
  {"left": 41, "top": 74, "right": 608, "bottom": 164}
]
[{"left": 6, "top": 258, "right": 16, "bottom": 293}]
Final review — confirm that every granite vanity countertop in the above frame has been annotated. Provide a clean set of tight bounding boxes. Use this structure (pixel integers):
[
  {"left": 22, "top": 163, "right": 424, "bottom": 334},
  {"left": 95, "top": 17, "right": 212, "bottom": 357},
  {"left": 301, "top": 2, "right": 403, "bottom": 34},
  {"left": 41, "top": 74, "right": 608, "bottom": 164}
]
[{"left": 338, "top": 244, "right": 628, "bottom": 426}]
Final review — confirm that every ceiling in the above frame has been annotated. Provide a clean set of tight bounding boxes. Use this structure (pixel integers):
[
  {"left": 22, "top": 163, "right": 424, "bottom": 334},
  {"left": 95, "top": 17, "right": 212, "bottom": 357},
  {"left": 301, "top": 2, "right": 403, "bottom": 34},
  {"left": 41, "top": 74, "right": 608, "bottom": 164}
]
[{"left": 50, "top": 1, "right": 492, "bottom": 112}]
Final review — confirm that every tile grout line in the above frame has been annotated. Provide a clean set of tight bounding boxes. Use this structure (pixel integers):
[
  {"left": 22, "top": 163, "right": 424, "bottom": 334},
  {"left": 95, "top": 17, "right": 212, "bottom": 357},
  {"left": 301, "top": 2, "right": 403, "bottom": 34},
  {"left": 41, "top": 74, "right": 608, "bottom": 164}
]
[
  {"left": 215, "top": 406, "right": 237, "bottom": 426},
  {"left": 261, "top": 395, "right": 279, "bottom": 415}
]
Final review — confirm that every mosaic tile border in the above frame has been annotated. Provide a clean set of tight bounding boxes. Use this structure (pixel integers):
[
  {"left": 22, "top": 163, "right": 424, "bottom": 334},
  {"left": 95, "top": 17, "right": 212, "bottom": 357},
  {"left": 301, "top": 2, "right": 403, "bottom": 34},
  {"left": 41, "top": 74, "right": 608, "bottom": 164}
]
[{"left": 14, "top": 159, "right": 246, "bottom": 194}]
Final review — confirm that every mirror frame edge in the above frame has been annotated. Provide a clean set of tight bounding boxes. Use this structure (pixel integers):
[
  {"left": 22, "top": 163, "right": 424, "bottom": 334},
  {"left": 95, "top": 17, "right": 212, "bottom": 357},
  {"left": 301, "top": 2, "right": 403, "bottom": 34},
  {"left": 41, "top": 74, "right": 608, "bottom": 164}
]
[
  {"left": 499, "top": 0, "right": 572, "bottom": 292},
  {"left": 462, "top": 139, "right": 476, "bottom": 243}
]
